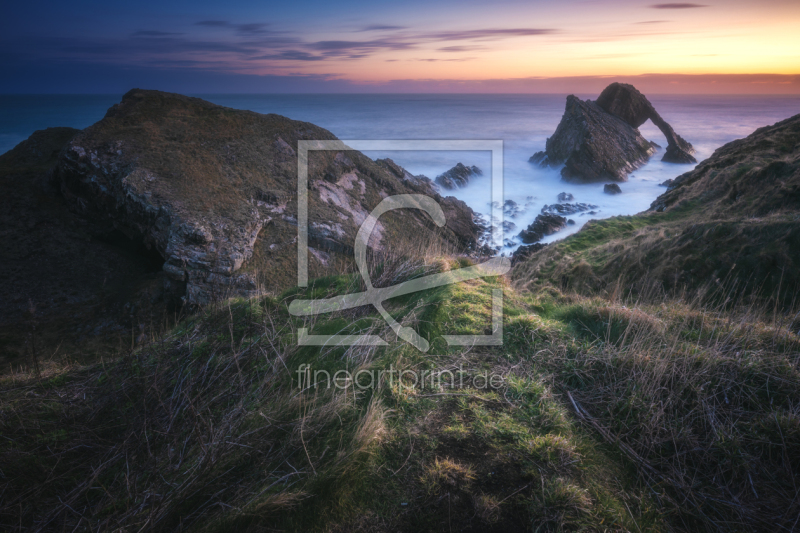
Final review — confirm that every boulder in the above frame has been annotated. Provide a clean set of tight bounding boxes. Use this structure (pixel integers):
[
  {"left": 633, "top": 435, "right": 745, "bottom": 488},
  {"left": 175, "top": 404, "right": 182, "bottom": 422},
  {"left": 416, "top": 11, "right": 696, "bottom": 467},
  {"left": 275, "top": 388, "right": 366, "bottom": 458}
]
[
  {"left": 435, "top": 163, "right": 482, "bottom": 189},
  {"left": 531, "top": 83, "right": 696, "bottom": 183},
  {"left": 604, "top": 183, "right": 622, "bottom": 195},
  {"left": 518, "top": 213, "right": 567, "bottom": 244}
]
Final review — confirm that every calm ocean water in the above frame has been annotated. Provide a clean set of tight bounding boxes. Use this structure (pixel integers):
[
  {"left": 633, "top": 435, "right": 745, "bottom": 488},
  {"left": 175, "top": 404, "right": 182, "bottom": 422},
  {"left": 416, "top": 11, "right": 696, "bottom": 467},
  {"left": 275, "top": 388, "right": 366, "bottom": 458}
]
[{"left": 2, "top": 93, "right": 798, "bottom": 250}]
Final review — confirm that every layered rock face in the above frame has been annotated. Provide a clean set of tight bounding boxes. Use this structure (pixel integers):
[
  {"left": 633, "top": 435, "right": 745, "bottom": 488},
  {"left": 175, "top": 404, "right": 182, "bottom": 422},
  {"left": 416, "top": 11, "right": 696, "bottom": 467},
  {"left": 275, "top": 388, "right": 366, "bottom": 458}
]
[
  {"left": 531, "top": 83, "right": 696, "bottom": 183},
  {"left": 435, "top": 163, "right": 482, "bottom": 189},
  {"left": 55, "top": 89, "right": 482, "bottom": 305},
  {"left": 596, "top": 83, "right": 696, "bottom": 164}
]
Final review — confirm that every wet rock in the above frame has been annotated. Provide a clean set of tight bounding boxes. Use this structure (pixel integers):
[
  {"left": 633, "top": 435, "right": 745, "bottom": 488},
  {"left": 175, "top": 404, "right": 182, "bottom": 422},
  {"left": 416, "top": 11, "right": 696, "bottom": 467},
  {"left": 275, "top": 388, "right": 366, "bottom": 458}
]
[
  {"left": 518, "top": 213, "right": 567, "bottom": 244},
  {"left": 501, "top": 220, "right": 517, "bottom": 232},
  {"left": 557, "top": 192, "right": 574, "bottom": 202},
  {"left": 540, "top": 202, "right": 598, "bottom": 216},
  {"left": 503, "top": 199, "right": 522, "bottom": 218},
  {"left": 604, "top": 183, "right": 622, "bottom": 195},
  {"left": 663, "top": 144, "right": 698, "bottom": 164},
  {"left": 435, "top": 163, "right": 482, "bottom": 189}
]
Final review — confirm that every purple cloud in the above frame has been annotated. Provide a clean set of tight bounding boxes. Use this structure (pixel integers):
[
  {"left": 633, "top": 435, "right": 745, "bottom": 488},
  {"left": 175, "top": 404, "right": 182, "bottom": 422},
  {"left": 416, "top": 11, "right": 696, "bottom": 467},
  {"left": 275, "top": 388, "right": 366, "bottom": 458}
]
[{"left": 650, "top": 3, "right": 707, "bottom": 8}]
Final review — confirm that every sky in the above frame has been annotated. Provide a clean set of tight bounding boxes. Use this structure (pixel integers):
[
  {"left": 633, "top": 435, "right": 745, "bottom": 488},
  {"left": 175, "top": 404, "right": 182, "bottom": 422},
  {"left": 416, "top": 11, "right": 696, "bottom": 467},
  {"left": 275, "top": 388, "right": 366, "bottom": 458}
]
[{"left": 2, "top": 0, "right": 799, "bottom": 93}]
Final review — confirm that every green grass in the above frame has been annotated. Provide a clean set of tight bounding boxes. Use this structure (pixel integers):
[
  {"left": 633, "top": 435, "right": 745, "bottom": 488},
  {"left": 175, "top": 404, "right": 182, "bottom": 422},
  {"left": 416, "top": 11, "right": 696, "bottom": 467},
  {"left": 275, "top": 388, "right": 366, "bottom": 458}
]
[{"left": 2, "top": 253, "right": 799, "bottom": 532}]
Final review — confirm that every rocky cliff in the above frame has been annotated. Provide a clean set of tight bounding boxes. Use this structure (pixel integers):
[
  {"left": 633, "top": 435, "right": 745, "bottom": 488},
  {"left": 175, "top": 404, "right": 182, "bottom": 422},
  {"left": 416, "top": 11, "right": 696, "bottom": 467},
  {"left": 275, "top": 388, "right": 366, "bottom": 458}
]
[
  {"left": 54, "top": 89, "right": 483, "bottom": 306},
  {"left": 531, "top": 83, "right": 696, "bottom": 183}
]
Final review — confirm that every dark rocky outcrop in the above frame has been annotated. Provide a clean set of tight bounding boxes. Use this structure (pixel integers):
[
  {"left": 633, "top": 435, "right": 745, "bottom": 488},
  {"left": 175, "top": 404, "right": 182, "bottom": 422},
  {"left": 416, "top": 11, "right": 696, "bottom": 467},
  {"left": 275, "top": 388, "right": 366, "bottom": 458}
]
[
  {"left": 511, "top": 242, "right": 547, "bottom": 265},
  {"left": 503, "top": 199, "right": 522, "bottom": 218},
  {"left": 530, "top": 96, "right": 657, "bottom": 183},
  {"left": 54, "top": 89, "right": 483, "bottom": 306},
  {"left": 531, "top": 83, "right": 696, "bottom": 183},
  {"left": 376, "top": 158, "right": 439, "bottom": 195},
  {"left": 604, "top": 183, "right": 622, "bottom": 195},
  {"left": 541, "top": 202, "right": 598, "bottom": 216},
  {"left": 518, "top": 213, "right": 567, "bottom": 244},
  {"left": 435, "top": 163, "right": 482, "bottom": 189}
]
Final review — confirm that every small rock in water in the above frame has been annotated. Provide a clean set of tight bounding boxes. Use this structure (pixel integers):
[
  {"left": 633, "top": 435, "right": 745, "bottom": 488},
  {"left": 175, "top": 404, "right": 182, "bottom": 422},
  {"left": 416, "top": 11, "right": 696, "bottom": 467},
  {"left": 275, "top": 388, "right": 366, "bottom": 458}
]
[
  {"left": 604, "top": 183, "right": 622, "bottom": 195},
  {"left": 541, "top": 202, "right": 598, "bottom": 216},
  {"left": 557, "top": 192, "right": 574, "bottom": 202},
  {"left": 567, "top": 219, "right": 576, "bottom": 225},
  {"left": 435, "top": 163, "right": 482, "bottom": 189},
  {"left": 503, "top": 199, "right": 524, "bottom": 218}
]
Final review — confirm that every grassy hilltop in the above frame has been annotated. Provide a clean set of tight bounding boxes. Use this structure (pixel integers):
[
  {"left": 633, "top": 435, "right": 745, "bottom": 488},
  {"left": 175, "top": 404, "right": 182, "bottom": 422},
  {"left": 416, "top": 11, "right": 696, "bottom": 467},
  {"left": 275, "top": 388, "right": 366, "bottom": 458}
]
[{"left": 1, "top": 102, "right": 799, "bottom": 532}]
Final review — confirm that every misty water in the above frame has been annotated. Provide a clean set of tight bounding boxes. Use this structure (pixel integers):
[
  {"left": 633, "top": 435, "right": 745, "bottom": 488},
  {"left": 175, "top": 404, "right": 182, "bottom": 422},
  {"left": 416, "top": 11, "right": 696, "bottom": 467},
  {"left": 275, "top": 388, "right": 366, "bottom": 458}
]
[{"left": 2, "top": 93, "right": 798, "bottom": 251}]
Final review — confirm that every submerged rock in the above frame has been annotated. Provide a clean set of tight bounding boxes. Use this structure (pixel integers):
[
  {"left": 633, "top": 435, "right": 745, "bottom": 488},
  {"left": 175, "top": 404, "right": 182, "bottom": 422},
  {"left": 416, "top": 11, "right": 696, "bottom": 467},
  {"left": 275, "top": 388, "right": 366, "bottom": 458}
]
[
  {"left": 518, "top": 213, "right": 567, "bottom": 244},
  {"left": 531, "top": 83, "right": 696, "bottom": 183},
  {"left": 557, "top": 192, "right": 574, "bottom": 202},
  {"left": 435, "top": 163, "right": 482, "bottom": 189},
  {"left": 503, "top": 199, "right": 523, "bottom": 218},
  {"left": 604, "top": 183, "right": 622, "bottom": 195},
  {"left": 541, "top": 202, "right": 598, "bottom": 215}
]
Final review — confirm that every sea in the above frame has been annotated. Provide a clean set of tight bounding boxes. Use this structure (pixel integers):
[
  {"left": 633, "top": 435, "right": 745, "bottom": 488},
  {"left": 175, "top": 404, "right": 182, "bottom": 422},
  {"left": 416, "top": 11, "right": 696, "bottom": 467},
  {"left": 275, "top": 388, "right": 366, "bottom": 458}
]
[{"left": 2, "top": 93, "right": 798, "bottom": 251}]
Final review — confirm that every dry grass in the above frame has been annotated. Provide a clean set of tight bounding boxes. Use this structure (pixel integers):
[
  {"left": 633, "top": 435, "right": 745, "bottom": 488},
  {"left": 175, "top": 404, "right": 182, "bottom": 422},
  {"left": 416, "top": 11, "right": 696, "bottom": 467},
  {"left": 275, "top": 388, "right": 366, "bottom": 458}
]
[
  {"left": 420, "top": 457, "right": 476, "bottom": 495},
  {"left": 514, "top": 283, "right": 800, "bottom": 531},
  {"left": 0, "top": 293, "right": 392, "bottom": 532}
]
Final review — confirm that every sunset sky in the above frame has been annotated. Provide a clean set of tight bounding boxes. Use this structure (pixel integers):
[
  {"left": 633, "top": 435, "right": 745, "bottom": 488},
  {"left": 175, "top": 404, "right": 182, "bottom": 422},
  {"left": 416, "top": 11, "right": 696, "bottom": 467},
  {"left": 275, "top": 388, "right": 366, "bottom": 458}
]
[{"left": 2, "top": 0, "right": 799, "bottom": 93}]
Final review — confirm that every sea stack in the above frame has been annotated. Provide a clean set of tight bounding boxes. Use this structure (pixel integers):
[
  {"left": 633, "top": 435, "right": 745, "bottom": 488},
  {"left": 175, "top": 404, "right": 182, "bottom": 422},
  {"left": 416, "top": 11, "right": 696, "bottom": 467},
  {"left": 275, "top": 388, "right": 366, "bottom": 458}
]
[{"left": 531, "top": 82, "right": 696, "bottom": 183}]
